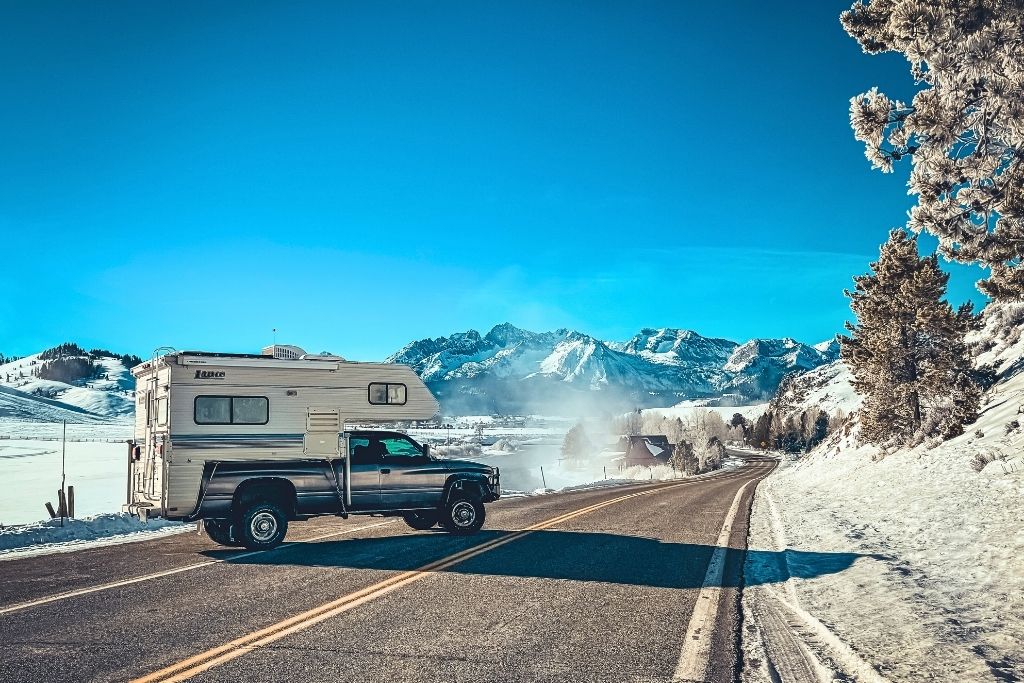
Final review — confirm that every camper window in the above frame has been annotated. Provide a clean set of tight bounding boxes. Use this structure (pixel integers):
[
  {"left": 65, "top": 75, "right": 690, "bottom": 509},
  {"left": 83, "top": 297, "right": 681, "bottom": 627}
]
[
  {"left": 368, "top": 383, "right": 407, "bottom": 405},
  {"left": 194, "top": 396, "right": 269, "bottom": 425},
  {"left": 157, "top": 397, "right": 168, "bottom": 426},
  {"left": 233, "top": 397, "right": 268, "bottom": 424}
]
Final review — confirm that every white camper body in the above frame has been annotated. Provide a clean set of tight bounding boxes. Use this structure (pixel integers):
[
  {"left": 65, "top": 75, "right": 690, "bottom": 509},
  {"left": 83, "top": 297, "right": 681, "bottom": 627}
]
[{"left": 125, "top": 349, "right": 439, "bottom": 520}]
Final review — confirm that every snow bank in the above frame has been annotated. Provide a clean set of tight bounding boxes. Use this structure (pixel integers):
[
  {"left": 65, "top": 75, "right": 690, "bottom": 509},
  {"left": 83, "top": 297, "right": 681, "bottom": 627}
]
[
  {"left": 0, "top": 513, "right": 191, "bottom": 561},
  {"left": 742, "top": 303, "right": 1024, "bottom": 681}
]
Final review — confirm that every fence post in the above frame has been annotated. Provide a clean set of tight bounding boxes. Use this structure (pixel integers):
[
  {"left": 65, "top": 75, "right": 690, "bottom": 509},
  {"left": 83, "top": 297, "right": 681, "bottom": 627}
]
[
  {"left": 68, "top": 485, "right": 75, "bottom": 518},
  {"left": 540, "top": 466, "right": 547, "bottom": 490}
]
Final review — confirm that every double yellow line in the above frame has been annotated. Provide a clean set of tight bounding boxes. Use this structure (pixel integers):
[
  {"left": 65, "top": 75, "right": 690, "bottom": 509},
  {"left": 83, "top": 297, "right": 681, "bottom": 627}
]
[{"left": 131, "top": 480, "right": 690, "bottom": 683}]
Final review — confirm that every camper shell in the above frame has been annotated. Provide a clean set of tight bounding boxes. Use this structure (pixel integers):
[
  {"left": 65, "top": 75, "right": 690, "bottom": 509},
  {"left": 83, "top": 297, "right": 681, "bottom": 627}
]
[{"left": 124, "top": 347, "right": 499, "bottom": 549}]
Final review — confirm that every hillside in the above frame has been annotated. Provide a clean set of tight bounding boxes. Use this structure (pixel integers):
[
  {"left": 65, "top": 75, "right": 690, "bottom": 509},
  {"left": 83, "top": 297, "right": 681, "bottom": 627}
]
[
  {"left": 387, "top": 323, "right": 835, "bottom": 414},
  {"left": 741, "top": 303, "right": 1024, "bottom": 681},
  {"left": 0, "top": 345, "right": 138, "bottom": 423}
]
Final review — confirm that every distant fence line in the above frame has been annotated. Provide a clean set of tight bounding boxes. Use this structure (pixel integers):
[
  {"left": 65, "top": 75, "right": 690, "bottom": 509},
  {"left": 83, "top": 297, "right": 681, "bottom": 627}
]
[{"left": 0, "top": 435, "right": 126, "bottom": 443}]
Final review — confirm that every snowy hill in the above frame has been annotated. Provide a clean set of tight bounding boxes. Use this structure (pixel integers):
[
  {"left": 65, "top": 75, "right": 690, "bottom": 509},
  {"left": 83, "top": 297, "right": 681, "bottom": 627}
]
[
  {"left": 742, "top": 302, "right": 1024, "bottom": 681},
  {"left": 387, "top": 324, "right": 834, "bottom": 414},
  {"left": 0, "top": 345, "right": 138, "bottom": 423}
]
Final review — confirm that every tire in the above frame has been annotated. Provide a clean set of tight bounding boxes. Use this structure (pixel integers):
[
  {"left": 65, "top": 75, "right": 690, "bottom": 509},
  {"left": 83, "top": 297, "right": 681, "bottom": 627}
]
[
  {"left": 204, "top": 519, "right": 240, "bottom": 547},
  {"left": 441, "top": 496, "right": 485, "bottom": 535},
  {"left": 403, "top": 511, "right": 439, "bottom": 531},
  {"left": 237, "top": 501, "right": 288, "bottom": 551}
]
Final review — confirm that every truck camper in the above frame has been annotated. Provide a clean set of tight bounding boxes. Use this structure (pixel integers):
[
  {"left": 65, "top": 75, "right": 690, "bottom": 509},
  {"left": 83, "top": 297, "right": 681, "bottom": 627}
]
[{"left": 124, "top": 345, "right": 500, "bottom": 549}]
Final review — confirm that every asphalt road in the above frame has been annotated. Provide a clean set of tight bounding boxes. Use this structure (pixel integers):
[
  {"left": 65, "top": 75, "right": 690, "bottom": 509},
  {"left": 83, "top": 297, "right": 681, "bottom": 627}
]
[{"left": 0, "top": 452, "right": 776, "bottom": 683}]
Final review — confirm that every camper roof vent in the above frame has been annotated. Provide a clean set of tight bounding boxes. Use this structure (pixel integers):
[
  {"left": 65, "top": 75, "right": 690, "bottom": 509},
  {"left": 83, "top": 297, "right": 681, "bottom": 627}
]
[{"left": 262, "top": 344, "right": 307, "bottom": 360}]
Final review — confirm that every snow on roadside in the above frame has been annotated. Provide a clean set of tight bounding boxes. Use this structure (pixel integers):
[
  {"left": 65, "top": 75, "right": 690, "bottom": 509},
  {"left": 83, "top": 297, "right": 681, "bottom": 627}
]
[
  {"left": 0, "top": 513, "right": 192, "bottom": 561},
  {"left": 741, "top": 306, "right": 1024, "bottom": 682}
]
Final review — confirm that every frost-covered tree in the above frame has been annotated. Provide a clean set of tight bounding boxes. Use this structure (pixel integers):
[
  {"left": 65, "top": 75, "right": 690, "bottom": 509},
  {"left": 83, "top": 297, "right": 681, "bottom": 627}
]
[
  {"left": 561, "top": 422, "right": 592, "bottom": 460},
  {"left": 841, "top": 229, "right": 981, "bottom": 445},
  {"left": 842, "top": 0, "right": 1024, "bottom": 299},
  {"left": 622, "top": 409, "right": 643, "bottom": 436}
]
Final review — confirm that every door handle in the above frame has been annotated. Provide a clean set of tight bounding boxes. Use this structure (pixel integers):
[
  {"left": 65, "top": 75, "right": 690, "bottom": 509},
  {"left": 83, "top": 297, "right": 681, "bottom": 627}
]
[{"left": 380, "top": 468, "right": 391, "bottom": 474}]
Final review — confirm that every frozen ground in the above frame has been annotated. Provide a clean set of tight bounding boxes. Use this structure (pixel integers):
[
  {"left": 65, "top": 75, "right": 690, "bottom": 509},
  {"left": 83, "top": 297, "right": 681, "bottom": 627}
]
[{"left": 741, "top": 307, "right": 1024, "bottom": 683}]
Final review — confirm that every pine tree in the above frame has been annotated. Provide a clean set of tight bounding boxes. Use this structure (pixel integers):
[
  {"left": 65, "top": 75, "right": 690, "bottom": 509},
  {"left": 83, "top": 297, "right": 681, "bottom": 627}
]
[
  {"left": 669, "top": 439, "right": 697, "bottom": 475},
  {"left": 842, "top": 0, "right": 1024, "bottom": 299},
  {"left": 841, "top": 230, "right": 981, "bottom": 445},
  {"left": 751, "top": 411, "right": 772, "bottom": 450}
]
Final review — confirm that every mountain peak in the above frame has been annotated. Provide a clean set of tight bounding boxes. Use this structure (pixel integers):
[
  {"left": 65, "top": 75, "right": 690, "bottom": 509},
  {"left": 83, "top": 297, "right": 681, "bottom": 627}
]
[{"left": 484, "top": 323, "right": 533, "bottom": 346}]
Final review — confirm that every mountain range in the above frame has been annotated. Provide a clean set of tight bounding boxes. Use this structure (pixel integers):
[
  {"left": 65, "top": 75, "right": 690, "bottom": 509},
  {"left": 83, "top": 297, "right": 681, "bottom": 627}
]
[
  {"left": 0, "top": 327, "right": 839, "bottom": 422},
  {"left": 386, "top": 324, "right": 839, "bottom": 414}
]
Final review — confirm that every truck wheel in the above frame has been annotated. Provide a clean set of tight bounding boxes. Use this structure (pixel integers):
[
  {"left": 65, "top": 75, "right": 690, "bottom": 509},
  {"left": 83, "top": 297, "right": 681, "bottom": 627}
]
[
  {"left": 441, "top": 497, "right": 485, "bottom": 535},
  {"left": 204, "top": 519, "right": 240, "bottom": 547},
  {"left": 403, "top": 511, "right": 439, "bottom": 530},
  {"left": 237, "top": 502, "right": 288, "bottom": 551}
]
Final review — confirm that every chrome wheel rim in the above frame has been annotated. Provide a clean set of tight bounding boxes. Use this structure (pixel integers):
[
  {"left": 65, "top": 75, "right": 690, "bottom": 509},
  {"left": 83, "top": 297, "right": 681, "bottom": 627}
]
[
  {"left": 250, "top": 511, "right": 278, "bottom": 542},
  {"left": 451, "top": 501, "right": 476, "bottom": 527}
]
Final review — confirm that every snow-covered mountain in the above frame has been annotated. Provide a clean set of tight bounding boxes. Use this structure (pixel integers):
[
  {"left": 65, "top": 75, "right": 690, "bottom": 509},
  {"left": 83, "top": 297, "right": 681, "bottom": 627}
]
[
  {"left": 387, "top": 324, "right": 836, "bottom": 414},
  {"left": 720, "top": 337, "right": 839, "bottom": 399},
  {"left": 0, "top": 345, "right": 139, "bottom": 423}
]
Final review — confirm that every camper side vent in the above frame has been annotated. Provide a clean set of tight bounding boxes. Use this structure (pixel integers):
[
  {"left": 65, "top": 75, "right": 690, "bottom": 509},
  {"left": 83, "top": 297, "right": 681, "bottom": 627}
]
[{"left": 306, "top": 409, "right": 341, "bottom": 432}]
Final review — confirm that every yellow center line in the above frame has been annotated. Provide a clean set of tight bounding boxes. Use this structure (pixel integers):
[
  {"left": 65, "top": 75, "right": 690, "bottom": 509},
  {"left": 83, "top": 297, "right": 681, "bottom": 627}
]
[{"left": 130, "top": 476, "right": 740, "bottom": 683}]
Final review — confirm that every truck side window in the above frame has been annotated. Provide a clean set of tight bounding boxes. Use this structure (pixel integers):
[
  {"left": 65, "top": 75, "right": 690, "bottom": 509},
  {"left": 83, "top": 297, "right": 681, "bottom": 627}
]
[
  {"left": 368, "top": 383, "right": 407, "bottom": 405},
  {"left": 379, "top": 436, "right": 424, "bottom": 465},
  {"left": 381, "top": 436, "right": 421, "bottom": 457}
]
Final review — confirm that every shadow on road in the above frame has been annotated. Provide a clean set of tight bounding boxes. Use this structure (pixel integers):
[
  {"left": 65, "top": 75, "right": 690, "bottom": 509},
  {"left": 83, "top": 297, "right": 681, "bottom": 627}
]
[{"left": 203, "top": 530, "right": 879, "bottom": 590}]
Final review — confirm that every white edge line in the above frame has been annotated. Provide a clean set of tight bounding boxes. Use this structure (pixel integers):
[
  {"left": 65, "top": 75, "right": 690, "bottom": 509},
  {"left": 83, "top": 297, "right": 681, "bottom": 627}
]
[
  {"left": 673, "top": 477, "right": 759, "bottom": 681},
  {"left": 0, "top": 520, "right": 395, "bottom": 616}
]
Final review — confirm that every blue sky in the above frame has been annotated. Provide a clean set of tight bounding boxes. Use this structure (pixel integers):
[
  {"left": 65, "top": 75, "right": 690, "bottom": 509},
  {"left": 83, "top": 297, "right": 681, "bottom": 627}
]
[{"left": 0, "top": 1, "right": 986, "bottom": 360}]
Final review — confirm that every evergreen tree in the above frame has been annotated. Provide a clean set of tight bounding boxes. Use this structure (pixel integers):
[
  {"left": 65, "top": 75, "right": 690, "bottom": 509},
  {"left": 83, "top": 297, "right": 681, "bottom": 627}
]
[
  {"left": 669, "top": 439, "right": 697, "bottom": 475},
  {"left": 751, "top": 411, "right": 772, "bottom": 450},
  {"left": 841, "top": 230, "right": 981, "bottom": 445}
]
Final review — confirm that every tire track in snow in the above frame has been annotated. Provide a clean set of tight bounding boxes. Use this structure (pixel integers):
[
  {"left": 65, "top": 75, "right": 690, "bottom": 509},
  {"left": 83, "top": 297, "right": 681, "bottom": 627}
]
[{"left": 745, "top": 476, "right": 891, "bottom": 683}]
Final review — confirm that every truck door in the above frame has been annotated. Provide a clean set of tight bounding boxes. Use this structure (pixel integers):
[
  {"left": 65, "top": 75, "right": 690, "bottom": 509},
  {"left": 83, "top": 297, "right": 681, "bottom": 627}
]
[
  {"left": 345, "top": 437, "right": 381, "bottom": 510},
  {"left": 306, "top": 410, "right": 380, "bottom": 510},
  {"left": 377, "top": 434, "right": 447, "bottom": 509}
]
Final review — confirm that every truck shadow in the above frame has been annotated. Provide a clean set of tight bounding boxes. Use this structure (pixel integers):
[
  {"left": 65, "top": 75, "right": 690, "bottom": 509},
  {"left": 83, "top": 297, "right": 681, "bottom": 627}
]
[{"left": 203, "top": 530, "right": 881, "bottom": 589}]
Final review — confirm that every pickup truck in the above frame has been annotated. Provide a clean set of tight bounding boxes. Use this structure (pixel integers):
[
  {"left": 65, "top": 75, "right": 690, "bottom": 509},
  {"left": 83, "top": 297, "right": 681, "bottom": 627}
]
[{"left": 195, "top": 430, "right": 500, "bottom": 550}]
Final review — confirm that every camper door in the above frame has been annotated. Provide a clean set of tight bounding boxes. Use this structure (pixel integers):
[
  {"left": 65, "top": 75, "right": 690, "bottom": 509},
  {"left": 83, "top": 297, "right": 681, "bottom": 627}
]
[{"left": 132, "top": 374, "right": 167, "bottom": 506}]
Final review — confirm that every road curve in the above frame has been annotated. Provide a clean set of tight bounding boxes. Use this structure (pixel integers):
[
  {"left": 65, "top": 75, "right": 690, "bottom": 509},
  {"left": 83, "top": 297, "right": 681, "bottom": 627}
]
[{"left": 0, "top": 452, "right": 776, "bottom": 683}]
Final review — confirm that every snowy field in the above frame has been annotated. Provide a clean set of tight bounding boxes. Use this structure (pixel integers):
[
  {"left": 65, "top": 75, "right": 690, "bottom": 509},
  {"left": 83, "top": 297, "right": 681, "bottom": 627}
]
[{"left": 0, "top": 434, "right": 131, "bottom": 526}]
